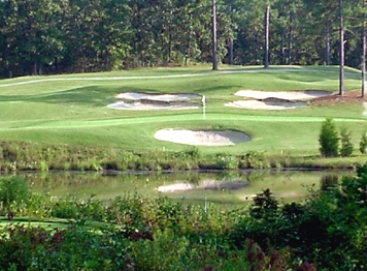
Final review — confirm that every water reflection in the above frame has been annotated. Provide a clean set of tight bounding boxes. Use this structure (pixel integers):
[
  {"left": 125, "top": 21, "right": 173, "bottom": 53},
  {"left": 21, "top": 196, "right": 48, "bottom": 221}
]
[
  {"left": 157, "top": 180, "right": 248, "bottom": 192},
  {"left": 8, "top": 170, "right": 354, "bottom": 205}
]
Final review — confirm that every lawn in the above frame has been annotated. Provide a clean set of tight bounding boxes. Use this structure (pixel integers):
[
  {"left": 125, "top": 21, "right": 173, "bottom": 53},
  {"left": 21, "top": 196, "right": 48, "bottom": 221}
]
[{"left": 0, "top": 64, "right": 366, "bottom": 157}]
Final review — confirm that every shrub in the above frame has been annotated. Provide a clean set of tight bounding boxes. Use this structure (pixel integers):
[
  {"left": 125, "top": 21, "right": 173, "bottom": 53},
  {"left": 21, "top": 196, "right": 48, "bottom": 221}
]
[
  {"left": 359, "top": 131, "right": 367, "bottom": 154},
  {"left": 155, "top": 196, "right": 183, "bottom": 229},
  {"left": 250, "top": 189, "right": 278, "bottom": 220},
  {"left": 340, "top": 126, "right": 353, "bottom": 157},
  {"left": 50, "top": 195, "right": 79, "bottom": 219},
  {"left": 181, "top": 146, "right": 200, "bottom": 159},
  {"left": 320, "top": 175, "right": 339, "bottom": 192},
  {"left": 319, "top": 118, "right": 339, "bottom": 157},
  {"left": 0, "top": 177, "right": 30, "bottom": 209}
]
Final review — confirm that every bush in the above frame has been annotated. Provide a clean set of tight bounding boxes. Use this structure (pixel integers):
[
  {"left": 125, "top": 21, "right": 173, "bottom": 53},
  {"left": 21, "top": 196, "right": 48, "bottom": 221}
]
[
  {"left": 250, "top": 189, "right": 278, "bottom": 220},
  {"left": 359, "top": 131, "right": 367, "bottom": 154},
  {"left": 0, "top": 177, "right": 30, "bottom": 209},
  {"left": 340, "top": 126, "right": 353, "bottom": 157},
  {"left": 319, "top": 118, "right": 339, "bottom": 157},
  {"left": 320, "top": 174, "right": 339, "bottom": 192}
]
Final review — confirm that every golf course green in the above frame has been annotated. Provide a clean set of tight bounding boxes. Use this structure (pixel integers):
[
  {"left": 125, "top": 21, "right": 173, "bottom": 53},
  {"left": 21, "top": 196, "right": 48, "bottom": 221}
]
[{"left": 0, "top": 65, "right": 366, "bottom": 158}]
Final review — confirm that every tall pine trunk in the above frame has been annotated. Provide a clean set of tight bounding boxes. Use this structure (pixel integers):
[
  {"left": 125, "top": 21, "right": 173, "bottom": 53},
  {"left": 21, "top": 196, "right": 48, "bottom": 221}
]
[
  {"left": 212, "top": 0, "right": 218, "bottom": 70},
  {"left": 339, "top": 0, "right": 344, "bottom": 96},
  {"left": 281, "top": 29, "right": 285, "bottom": 65},
  {"left": 228, "top": 3, "right": 233, "bottom": 65},
  {"left": 362, "top": 0, "right": 366, "bottom": 97},
  {"left": 326, "top": 21, "right": 331, "bottom": 65},
  {"left": 264, "top": 5, "right": 270, "bottom": 68},
  {"left": 288, "top": 11, "right": 294, "bottom": 65}
]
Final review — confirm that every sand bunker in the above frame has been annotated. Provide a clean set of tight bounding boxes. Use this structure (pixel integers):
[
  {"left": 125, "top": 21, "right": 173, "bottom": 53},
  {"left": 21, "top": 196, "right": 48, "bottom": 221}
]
[
  {"left": 154, "top": 129, "right": 250, "bottom": 146},
  {"left": 157, "top": 180, "right": 248, "bottom": 192},
  {"left": 116, "top": 92, "right": 199, "bottom": 101},
  {"left": 108, "top": 101, "right": 200, "bottom": 110},
  {"left": 108, "top": 92, "right": 201, "bottom": 110},
  {"left": 234, "top": 90, "right": 332, "bottom": 101},
  {"left": 226, "top": 90, "right": 332, "bottom": 110},
  {"left": 226, "top": 99, "right": 308, "bottom": 110}
]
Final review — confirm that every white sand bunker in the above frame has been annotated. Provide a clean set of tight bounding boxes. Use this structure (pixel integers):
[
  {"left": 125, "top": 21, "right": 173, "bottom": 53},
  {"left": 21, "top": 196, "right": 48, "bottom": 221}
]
[
  {"left": 157, "top": 180, "right": 248, "bottom": 192},
  {"left": 108, "top": 92, "right": 201, "bottom": 110},
  {"left": 154, "top": 129, "right": 250, "bottom": 146},
  {"left": 226, "top": 90, "right": 332, "bottom": 110},
  {"left": 234, "top": 90, "right": 332, "bottom": 100},
  {"left": 116, "top": 92, "right": 199, "bottom": 101},
  {"left": 227, "top": 99, "right": 308, "bottom": 110}
]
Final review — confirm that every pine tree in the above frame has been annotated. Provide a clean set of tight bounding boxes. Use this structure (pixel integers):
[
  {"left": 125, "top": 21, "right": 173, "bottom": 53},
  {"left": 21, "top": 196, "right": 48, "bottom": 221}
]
[
  {"left": 319, "top": 118, "right": 339, "bottom": 157},
  {"left": 359, "top": 131, "right": 367, "bottom": 154},
  {"left": 340, "top": 127, "right": 353, "bottom": 157}
]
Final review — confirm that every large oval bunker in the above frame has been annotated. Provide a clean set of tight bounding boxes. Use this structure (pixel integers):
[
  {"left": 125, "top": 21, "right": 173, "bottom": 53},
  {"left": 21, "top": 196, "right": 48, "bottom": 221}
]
[{"left": 154, "top": 129, "right": 251, "bottom": 146}]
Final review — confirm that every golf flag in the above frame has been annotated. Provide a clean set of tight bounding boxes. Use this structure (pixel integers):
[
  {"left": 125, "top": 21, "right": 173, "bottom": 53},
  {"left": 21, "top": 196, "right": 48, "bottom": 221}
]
[{"left": 202, "top": 95, "right": 205, "bottom": 104}]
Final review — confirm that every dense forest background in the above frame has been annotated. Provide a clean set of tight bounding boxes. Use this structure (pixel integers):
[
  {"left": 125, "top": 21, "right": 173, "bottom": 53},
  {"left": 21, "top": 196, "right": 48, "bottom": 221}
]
[{"left": 0, "top": 0, "right": 366, "bottom": 77}]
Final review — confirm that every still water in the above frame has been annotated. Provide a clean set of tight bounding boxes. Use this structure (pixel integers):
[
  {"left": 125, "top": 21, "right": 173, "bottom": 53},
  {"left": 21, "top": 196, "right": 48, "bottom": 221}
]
[{"left": 13, "top": 169, "right": 355, "bottom": 206}]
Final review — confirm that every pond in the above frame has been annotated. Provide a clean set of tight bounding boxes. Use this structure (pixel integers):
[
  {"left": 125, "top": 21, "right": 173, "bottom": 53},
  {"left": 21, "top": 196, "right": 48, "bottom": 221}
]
[{"left": 12, "top": 169, "right": 355, "bottom": 207}]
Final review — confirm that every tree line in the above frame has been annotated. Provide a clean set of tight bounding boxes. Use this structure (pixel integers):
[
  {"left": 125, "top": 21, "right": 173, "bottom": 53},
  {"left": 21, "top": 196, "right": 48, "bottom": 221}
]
[{"left": 0, "top": 0, "right": 366, "bottom": 78}]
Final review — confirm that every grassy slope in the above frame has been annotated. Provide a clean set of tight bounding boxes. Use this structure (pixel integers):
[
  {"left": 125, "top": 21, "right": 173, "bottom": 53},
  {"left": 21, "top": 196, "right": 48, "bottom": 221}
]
[{"left": 0, "top": 65, "right": 366, "bottom": 157}]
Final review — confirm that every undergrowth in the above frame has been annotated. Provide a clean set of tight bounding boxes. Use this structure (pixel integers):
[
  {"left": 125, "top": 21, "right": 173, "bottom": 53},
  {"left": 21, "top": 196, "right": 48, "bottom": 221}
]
[
  {"left": 2, "top": 164, "right": 367, "bottom": 269},
  {"left": 0, "top": 141, "right": 363, "bottom": 173}
]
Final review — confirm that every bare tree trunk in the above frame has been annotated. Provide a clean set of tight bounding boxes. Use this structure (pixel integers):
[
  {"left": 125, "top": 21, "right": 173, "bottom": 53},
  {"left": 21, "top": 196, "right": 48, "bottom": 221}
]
[
  {"left": 33, "top": 63, "right": 38, "bottom": 76},
  {"left": 168, "top": 9, "right": 173, "bottom": 63},
  {"left": 326, "top": 21, "right": 331, "bottom": 65},
  {"left": 168, "top": 33, "right": 172, "bottom": 63},
  {"left": 362, "top": 0, "right": 366, "bottom": 97},
  {"left": 339, "top": 0, "right": 344, "bottom": 96},
  {"left": 212, "top": 0, "right": 218, "bottom": 70},
  {"left": 281, "top": 29, "right": 285, "bottom": 65},
  {"left": 264, "top": 5, "right": 270, "bottom": 68},
  {"left": 229, "top": 3, "right": 233, "bottom": 65},
  {"left": 288, "top": 10, "right": 294, "bottom": 65},
  {"left": 229, "top": 41, "right": 234, "bottom": 65}
]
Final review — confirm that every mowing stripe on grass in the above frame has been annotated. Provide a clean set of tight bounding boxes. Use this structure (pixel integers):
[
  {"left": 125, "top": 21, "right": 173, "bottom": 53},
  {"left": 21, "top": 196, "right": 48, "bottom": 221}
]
[
  {"left": 0, "top": 113, "right": 364, "bottom": 131},
  {"left": 0, "top": 66, "right": 357, "bottom": 88}
]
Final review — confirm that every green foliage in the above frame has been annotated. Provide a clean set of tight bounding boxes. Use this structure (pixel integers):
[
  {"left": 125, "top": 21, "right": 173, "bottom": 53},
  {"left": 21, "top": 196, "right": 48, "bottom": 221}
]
[
  {"left": 50, "top": 195, "right": 79, "bottom": 219},
  {"left": 181, "top": 146, "right": 201, "bottom": 159},
  {"left": 107, "top": 192, "right": 149, "bottom": 236},
  {"left": 320, "top": 174, "right": 339, "bottom": 192},
  {"left": 0, "top": 177, "right": 30, "bottom": 209},
  {"left": 131, "top": 229, "right": 192, "bottom": 271},
  {"left": 0, "top": 0, "right": 365, "bottom": 76},
  {"left": 214, "top": 154, "right": 239, "bottom": 170},
  {"left": 242, "top": 151, "right": 267, "bottom": 169},
  {"left": 231, "top": 163, "right": 367, "bottom": 270},
  {"left": 359, "top": 131, "right": 367, "bottom": 154},
  {"left": 340, "top": 126, "right": 353, "bottom": 157},
  {"left": 250, "top": 189, "right": 278, "bottom": 220},
  {"left": 4, "top": 166, "right": 367, "bottom": 270},
  {"left": 319, "top": 118, "right": 339, "bottom": 157},
  {"left": 155, "top": 197, "right": 183, "bottom": 229}
]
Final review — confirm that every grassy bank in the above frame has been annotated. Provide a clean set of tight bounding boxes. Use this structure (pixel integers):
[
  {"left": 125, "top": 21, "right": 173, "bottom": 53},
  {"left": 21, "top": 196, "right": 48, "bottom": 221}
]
[{"left": 0, "top": 140, "right": 365, "bottom": 173}]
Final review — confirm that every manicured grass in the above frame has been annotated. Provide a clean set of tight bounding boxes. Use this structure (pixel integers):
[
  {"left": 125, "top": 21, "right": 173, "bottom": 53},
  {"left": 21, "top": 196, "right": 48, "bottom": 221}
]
[{"left": 0, "top": 64, "right": 366, "bottom": 157}]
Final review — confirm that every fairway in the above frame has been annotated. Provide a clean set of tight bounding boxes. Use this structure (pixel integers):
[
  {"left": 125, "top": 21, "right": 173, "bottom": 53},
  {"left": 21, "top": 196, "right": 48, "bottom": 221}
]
[{"left": 0, "top": 65, "right": 366, "bottom": 156}]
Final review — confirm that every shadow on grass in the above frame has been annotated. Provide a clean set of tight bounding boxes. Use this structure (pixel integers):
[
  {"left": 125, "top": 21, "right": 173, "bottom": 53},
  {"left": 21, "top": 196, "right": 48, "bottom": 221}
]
[{"left": 0, "top": 86, "right": 163, "bottom": 107}]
